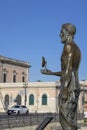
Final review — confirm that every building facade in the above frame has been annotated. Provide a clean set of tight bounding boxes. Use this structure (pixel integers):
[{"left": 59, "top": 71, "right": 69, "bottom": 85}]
[
  {"left": 0, "top": 55, "right": 30, "bottom": 83},
  {"left": 0, "top": 81, "right": 87, "bottom": 113},
  {"left": 0, "top": 82, "right": 59, "bottom": 113}
]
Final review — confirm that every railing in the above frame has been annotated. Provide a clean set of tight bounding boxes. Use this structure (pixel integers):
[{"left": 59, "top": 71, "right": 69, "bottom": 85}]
[
  {"left": 36, "top": 116, "right": 53, "bottom": 130},
  {"left": 0, "top": 113, "right": 84, "bottom": 129}
]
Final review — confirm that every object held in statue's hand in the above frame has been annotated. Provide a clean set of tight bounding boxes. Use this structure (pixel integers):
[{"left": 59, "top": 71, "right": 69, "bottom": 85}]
[{"left": 42, "top": 56, "right": 47, "bottom": 70}]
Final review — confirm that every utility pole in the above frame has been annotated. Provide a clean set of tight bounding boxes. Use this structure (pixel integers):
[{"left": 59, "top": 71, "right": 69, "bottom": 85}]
[{"left": 23, "top": 82, "right": 28, "bottom": 106}]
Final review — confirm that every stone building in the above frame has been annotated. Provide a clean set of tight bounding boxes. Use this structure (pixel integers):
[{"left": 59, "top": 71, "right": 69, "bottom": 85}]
[
  {"left": 0, "top": 82, "right": 59, "bottom": 113},
  {"left": 0, "top": 55, "right": 30, "bottom": 83},
  {"left": 0, "top": 81, "right": 87, "bottom": 113},
  {"left": 0, "top": 55, "right": 87, "bottom": 113}
]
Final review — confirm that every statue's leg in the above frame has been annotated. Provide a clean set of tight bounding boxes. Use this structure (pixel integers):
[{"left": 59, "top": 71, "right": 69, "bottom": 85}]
[
  {"left": 59, "top": 91, "right": 78, "bottom": 130},
  {"left": 67, "top": 90, "right": 79, "bottom": 120},
  {"left": 65, "top": 91, "right": 79, "bottom": 130},
  {"left": 59, "top": 110, "right": 77, "bottom": 130},
  {"left": 59, "top": 110, "right": 69, "bottom": 130}
]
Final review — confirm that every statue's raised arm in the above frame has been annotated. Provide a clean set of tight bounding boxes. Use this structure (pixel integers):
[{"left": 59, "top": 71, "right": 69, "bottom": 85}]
[{"left": 40, "top": 56, "right": 61, "bottom": 76}]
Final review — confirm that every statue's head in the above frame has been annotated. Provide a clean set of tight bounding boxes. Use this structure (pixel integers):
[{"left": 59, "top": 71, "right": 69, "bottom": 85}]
[
  {"left": 60, "top": 23, "right": 76, "bottom": 43},
  {"left": 62, "top": 23, "right": 76, "bottom": 37}
]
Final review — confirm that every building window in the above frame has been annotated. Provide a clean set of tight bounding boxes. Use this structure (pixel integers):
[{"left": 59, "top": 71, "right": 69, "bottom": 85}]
[
  {"left": 22, "top": 72, "right": 26, "bottom": 82},
  {"left": 22, "top": 76, "right": 25, "bottom": 82},
  {"left": 42, "top": 94, "right": 47, "bottom": 105},
  {"left": 13, "top": 75, "right": 16, "bottom": 82},
  {"left": 3, "top": 73, "right": 7, "bottom": 83},
  {"left": 13, "top": 70, "right": 17, "bottom": 82},
  {"left": 29, "top": 94, "right": 34, "bottom": 105}
]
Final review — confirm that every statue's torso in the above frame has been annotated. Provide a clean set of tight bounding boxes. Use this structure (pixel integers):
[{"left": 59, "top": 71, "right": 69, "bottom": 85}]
[{"left": 60, "top": 42, "right": 81, "bottom": 91}]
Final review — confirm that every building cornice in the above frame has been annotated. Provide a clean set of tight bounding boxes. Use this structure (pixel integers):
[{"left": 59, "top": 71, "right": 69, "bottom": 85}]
[
  {"left": 0, "top": 80, "right": 87, "bottom": 89},
  {"left": 0, "top": 55, "right": 31, "bottom": 68}
]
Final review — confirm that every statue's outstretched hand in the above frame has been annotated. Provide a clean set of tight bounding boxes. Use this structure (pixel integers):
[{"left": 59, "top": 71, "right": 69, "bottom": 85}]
[{"left": 40, "top": 69, "right": 52, "bottom": 75}]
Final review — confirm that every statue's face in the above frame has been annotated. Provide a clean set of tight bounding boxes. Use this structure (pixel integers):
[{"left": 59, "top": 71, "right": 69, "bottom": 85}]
[{"left": 60, "top": 28, "right": 69, "bottom": 43}]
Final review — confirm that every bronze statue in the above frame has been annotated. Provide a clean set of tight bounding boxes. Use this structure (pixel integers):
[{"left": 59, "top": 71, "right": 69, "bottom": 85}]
[{"left": 41, "top": 23, "right": 81, "bottom": 130}]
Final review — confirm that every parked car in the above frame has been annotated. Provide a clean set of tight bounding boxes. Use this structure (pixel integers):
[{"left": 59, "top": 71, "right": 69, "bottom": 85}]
[{"left": 7, "top": 105, "right": 29, "bottom": 115}]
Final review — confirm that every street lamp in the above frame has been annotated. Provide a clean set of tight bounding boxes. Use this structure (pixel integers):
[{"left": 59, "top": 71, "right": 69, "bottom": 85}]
[{"left": 23, "top": 82, "right": 28, "bottom": 106}]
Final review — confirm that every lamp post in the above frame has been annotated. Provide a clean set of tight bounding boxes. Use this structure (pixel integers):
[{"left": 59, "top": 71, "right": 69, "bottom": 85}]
[{"left": 23, "top": 82, "right": 28, "bottom": 106}]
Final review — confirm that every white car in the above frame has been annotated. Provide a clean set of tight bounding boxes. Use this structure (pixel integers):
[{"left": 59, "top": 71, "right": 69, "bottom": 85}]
[
  {"left": 84, "top": 111, "right": 87, "bottom": 122},
  {"left": 7, "top": 105, "right": 29, "bottom": 115}
]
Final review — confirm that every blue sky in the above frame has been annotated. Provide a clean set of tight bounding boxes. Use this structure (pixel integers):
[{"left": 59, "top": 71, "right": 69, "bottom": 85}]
[{"left": 0, "top": 0, "right": 87, "bottom": 82}]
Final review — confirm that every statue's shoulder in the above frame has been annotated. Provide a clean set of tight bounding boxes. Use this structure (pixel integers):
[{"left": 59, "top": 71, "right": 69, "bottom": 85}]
[{"left": 64, "top": 43, "right": 72, "bottom": 54}]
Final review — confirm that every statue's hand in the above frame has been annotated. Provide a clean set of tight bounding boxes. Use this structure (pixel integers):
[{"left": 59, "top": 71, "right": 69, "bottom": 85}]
[{"left": 40, "top": 69, "right": 52, "bottom": 75}]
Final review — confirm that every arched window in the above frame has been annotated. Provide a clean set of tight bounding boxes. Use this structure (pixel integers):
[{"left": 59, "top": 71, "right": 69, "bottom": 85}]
[
  {"left": 4, "top": 95, "right": 9, "bottom": 106},
  {"left": 16, "top": 95, "right": 21, "bottom": 105},
  {"left": 29, "top": 94, "right": 34, "bottom": 105},
  {"left": 42, "top": 94, "right": 47, "bottom": 105}
]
